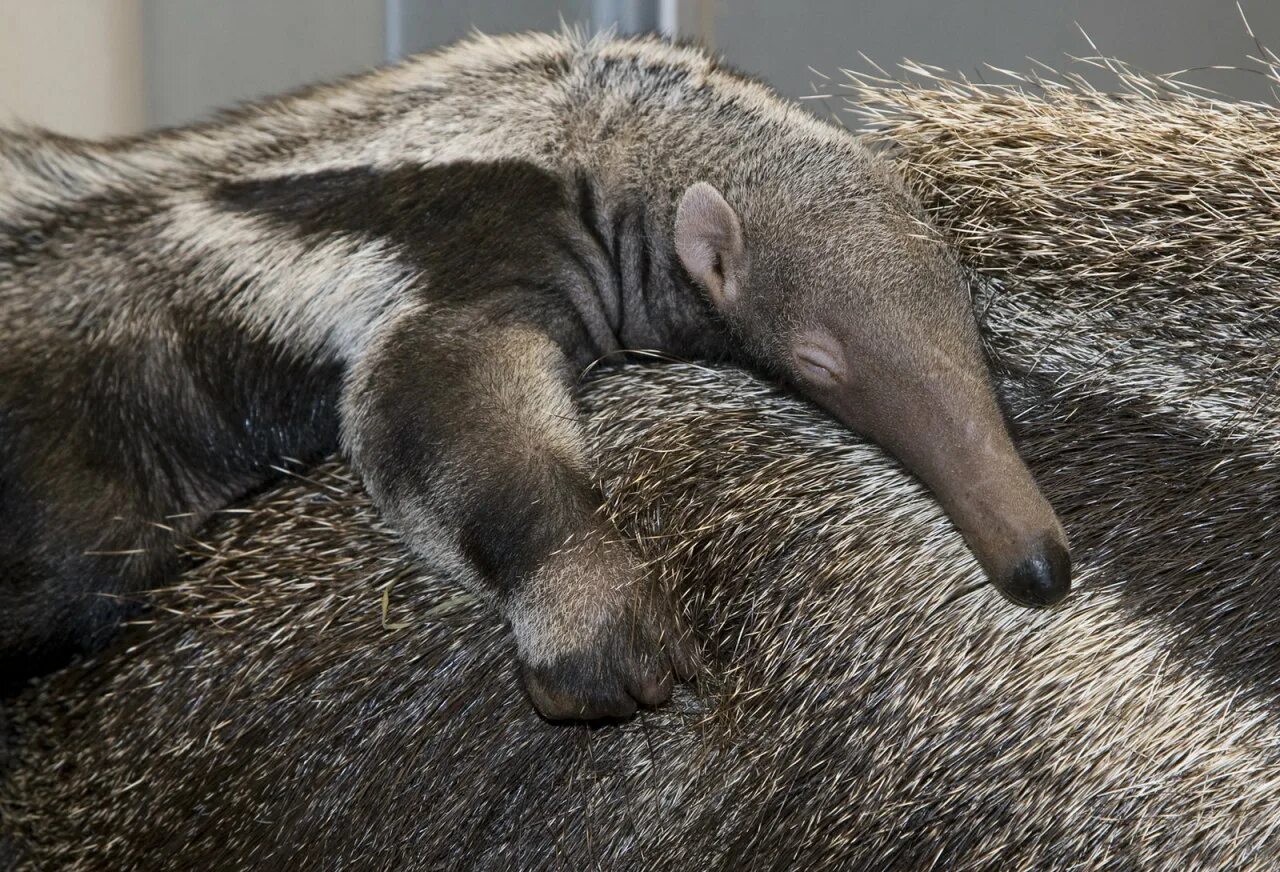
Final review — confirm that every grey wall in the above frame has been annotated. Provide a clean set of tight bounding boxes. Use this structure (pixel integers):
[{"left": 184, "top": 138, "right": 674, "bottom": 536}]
[
  {"left": 140, "top": 0, "right": 608, "bottom": 130},
  {"left": 143, "top": 0, "right": 385, "bottom": 128},
  {"left": 707, "top": 0, "right": 1280, "bottom": 104},
  {"left": 394, "top": 0, "right": 593, "bottom": 57},
  {"left": 137, "top": 1, "right": 1280, "bottom": 132}
]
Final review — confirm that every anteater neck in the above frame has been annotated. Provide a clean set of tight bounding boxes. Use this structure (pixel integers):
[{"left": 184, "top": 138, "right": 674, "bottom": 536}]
[{"left": 571, "top": 172, "right": 734, "bottom": 367}]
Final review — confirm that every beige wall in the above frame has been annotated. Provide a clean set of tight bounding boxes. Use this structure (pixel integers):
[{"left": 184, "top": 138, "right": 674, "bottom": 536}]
[
  {"left": 0, "top": 0, "right": 384, "bottom": 137},
  {"left": 0, "top": 0, "right": 146, "bottom": 138}
]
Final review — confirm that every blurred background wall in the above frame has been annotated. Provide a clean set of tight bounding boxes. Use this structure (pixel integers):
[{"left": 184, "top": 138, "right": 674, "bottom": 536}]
[
  {"left": 3, "top": 0, "right": 1280, "bottom": 139},
  {"left": 143, "top": 0, "right": 385, "bottom": 130},
  {"left": 0, "top": 0, "right": 145, "bottom": 137}
]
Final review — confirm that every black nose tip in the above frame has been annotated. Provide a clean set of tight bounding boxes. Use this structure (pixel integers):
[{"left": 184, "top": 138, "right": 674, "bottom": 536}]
[{"left": 999, "top": 537, "right": 1072, "bottom": 609}]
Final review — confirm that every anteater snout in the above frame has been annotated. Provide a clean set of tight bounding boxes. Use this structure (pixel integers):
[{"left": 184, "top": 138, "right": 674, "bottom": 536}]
[{"left": 997, "top": 535, "right": 1072, "bottom": 608}]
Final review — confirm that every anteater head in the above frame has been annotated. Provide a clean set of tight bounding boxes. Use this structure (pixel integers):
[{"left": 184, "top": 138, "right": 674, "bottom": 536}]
[{"left": 673, "top": 163, "right": 1070, "bottom": 608}]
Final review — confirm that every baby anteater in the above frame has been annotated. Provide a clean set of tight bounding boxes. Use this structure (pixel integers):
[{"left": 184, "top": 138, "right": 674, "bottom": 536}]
[{"left": 0, "top": 31, "right": 1070, "bottom": 717}]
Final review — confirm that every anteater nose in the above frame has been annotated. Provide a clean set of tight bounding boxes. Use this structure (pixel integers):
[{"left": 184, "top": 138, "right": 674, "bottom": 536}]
[{"left": 998, "top": 536, "right": 1072, "bottom": 609}]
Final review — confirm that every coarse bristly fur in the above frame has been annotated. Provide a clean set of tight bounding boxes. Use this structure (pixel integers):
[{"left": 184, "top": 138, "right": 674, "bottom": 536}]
[
  {"left": 3, "top": 47, "right": 1280, "bottom": 870},
  {"left": 843, "top": 50, "right": 1280, "bottom": 445},
  {"left": 0, "top": 29, "right": 1070, "bottom": 718}
]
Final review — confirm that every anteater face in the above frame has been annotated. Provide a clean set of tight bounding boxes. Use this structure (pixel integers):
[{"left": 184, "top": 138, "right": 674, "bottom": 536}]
[{"left": 674, "top": 169, "right": 1071, "bottom": 607}]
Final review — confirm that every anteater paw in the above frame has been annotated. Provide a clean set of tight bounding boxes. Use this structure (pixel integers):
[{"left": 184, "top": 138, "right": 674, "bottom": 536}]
[
  {"left": 519, "top": 596, "right": 697, "bottom": 721},
  {"left": 509, "top": 541, "right": 697, "bottom": 721}
]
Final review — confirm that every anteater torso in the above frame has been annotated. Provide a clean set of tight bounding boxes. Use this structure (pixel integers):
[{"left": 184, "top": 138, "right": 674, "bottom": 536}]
[
  {"left": 0, "top": 32, "right": 1059, "bottom": 714},
  {"left": 0, "top": 33, "right": 772, "bottom": 685}
]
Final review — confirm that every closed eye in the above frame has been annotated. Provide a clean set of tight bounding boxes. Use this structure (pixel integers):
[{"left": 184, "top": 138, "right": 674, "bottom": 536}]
[{"left": 794, "top": 344, "right": 844, "bottom": 386}]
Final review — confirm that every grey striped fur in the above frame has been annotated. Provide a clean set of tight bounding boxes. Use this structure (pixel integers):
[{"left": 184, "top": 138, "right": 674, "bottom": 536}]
[
  {"left": 0, "top": 30, "right": 1067, "bottom": 716},
  {"left": 3, "top": 51, "right": 1276, "bottom": 870}
]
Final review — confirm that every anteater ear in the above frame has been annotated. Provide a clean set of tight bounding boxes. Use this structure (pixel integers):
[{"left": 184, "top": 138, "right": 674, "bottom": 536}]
[{"left": 675, "top": 182, "right": 746, "bottom": 310}]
